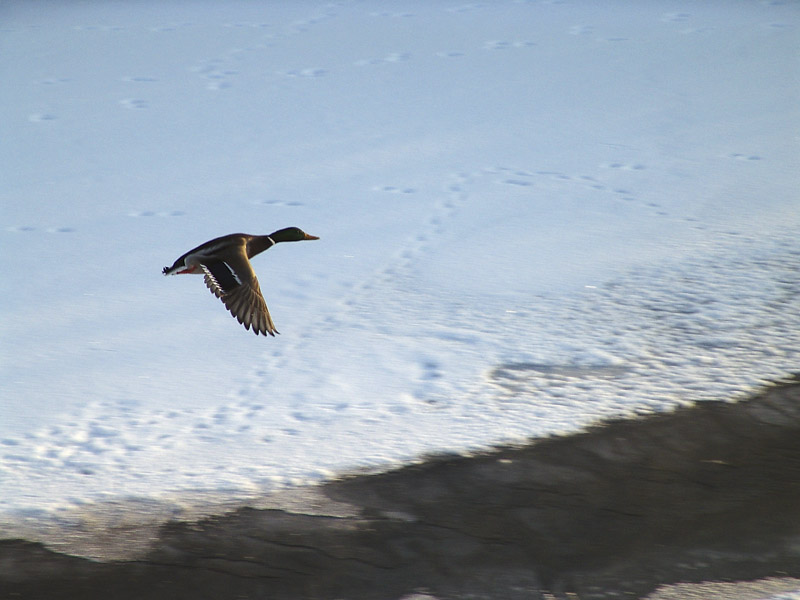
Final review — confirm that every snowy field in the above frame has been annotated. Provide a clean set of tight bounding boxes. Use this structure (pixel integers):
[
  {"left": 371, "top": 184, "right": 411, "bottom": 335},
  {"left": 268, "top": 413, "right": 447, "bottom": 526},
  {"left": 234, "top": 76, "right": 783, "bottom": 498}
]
[{"left": 1, "top": 0, "right": 799, "bottom": 535}]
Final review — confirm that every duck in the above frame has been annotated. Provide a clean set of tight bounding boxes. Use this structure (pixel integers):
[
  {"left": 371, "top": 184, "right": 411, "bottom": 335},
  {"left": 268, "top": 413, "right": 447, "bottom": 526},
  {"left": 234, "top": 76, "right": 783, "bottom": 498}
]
[{"left": 163, "top": 227, "right": 319, "bottom": 336}]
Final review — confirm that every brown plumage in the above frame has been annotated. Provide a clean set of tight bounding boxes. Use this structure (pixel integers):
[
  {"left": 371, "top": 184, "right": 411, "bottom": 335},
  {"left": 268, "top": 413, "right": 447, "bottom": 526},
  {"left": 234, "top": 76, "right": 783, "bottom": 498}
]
[{"left": 163, "top": 227, "right": 319, "bottom": 336}]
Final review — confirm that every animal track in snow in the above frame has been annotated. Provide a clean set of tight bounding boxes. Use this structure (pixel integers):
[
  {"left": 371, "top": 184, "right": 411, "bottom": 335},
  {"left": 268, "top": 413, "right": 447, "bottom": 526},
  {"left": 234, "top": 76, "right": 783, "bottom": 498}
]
[
  {"left": 39, "top": 77, "right": 71, "bottom": 85},
  {"left": 255, "top": 198, "right": 306, "bottom": 207},
  {"left": 354, "top": 52, "right": 411, "bottom": 66},
  {"left": 535, "top": 170, "right": 571, "bottom": 180},
  {"left": 73, "top": 24, "right": 124, "bottom": 32},
  {"left": 223, "top": 21, "right": 272, "bottom": 30},
  {"left": 390, "top": 172, "right": 470, "bottom": 273},
  {"left": 486, "top": 167, "right": 536, "bottom": 187},
  {"left": 281, "top": 67, "right": 327, "bottom": 78},
  {"left": 148, "top": 23, "right": 193, "bottom": 33},
  {"left": 121, "top": 76, "right": 158, "bottom": 83},
  {"left": 369, "top": 11, "right": 415, "bottom": 18},
  {"left": 290, "top": 13, "right": 337, "bottom": 33},
  {"left": 7, "top": 226, "right": 74, "bottom": 233},
  {"left": 190, "top": 60, "right": 238, "bottom": 90},
  {"left": 447, "top": 4, "right": 484, "bottom": 14},
  {"left": 569, "top": 25, "right": 627, "bottom": 42},
  {"left": 496, "top": 165, "right": 634, "bottom": 202},
  {"left": 483, "top": 40, "right": 536, "bottom": 50},
  {"left": 569, "top": 25, "right": 595, "bottom": 36},
  {"left": 119, "top": 98, "right": 148, "bottom": 110},
  {"left": 412, "top": 358, "right": 446, "bottom": 403},
  {"left": 658, "top": 12, "right": 718, "bottom": 35},
  {"left": 420, "top": 360, "right": 442, "bottom": 381},
  {"left": 385, "top": 52, "right": 411, "bottom": 62},
  {"left": 373, "top": 185, "right": 416, "bottom": 194},
  {"left": 503, "top": 178, "right": 533, "bottom": 187},
  {"left": 486, "top": 161, "right": 677, "bottom": 221},
  {"left": 28, "top": 113, "right": 57, "bottom": 122},
  {"left": 490, "top": 362, "right": 632, "bottom": 396},
  {"left": 128, "top": 210, "right": 185, "bottom": 218},
  {"left": 603, "top": 161, "right": 647, "bottom": 171},
  {"left": 579, "top": 175, "right": 606, "bottom": 190},
  {"left": 661, "top": 12, "right": 692, "bottom": 23}
]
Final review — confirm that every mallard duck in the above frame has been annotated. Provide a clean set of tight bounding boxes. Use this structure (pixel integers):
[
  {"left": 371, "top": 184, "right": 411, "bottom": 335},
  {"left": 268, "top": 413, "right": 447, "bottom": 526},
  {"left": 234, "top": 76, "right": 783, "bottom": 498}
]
[{"left": 163, "top": 227, "right": 319, "bottom": 336}]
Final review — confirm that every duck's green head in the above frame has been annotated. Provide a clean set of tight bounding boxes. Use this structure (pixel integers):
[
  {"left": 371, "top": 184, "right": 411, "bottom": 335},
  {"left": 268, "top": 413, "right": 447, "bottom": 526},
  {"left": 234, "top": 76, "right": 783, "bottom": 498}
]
[{"left": 271, "top": 227, "right": 320, "bottom": 243}]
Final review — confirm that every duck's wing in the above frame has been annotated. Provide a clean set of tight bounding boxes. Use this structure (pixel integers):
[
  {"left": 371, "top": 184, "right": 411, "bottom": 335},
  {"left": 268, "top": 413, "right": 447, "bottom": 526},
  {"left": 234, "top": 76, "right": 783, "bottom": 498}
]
[{"left": 201, "top": 253, "right": 278, "bottom": 337}]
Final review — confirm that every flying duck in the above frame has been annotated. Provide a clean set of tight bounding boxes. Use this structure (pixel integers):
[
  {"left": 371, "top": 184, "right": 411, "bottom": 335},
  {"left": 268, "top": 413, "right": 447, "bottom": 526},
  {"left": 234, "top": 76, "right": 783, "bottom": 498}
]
[{"left": 163, "top": 227, "right": 319, "bottom": 336}]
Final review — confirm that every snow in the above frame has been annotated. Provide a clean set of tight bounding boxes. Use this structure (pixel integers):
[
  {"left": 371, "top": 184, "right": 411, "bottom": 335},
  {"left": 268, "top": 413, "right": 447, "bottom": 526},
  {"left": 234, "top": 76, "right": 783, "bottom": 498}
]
[
  {"left": 764, "top": 592, "right": 800, "bottom": 600},
  {"left": 1, "top": 0, "right": 799, "bottom": 531}
]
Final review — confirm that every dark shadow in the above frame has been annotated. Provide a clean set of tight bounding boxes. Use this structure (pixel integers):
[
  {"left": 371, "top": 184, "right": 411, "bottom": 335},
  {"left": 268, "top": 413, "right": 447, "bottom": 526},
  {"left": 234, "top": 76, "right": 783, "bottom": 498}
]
[{"left": 3, "top": 376, "right": 800, "bottom": 599}]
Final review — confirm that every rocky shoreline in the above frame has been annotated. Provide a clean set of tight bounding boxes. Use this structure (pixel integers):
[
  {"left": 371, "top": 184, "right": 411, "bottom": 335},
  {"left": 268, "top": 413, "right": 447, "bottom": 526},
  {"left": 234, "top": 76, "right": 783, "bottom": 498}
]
[{"left": 3, "top": 376, "right": 800, "bottom": 599}]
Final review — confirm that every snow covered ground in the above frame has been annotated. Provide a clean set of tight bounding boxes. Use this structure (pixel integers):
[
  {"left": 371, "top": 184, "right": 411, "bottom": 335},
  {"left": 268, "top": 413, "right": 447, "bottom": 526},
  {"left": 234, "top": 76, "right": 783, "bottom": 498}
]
[{"left": 1, "top": 0, "right": 798, "bottom": 533}]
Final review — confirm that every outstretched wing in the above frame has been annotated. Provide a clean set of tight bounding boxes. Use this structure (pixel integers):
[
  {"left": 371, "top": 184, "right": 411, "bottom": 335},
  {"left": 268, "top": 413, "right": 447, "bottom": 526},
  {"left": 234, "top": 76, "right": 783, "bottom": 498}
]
[{"left": 201, "top": 254, "right": 278, "bottom": 336}]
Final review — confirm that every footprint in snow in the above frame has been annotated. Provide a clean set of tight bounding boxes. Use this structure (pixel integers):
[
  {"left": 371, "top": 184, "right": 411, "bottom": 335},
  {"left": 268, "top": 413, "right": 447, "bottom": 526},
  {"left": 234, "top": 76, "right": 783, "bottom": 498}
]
[
  {"left": 190, "top": 61, "right": 238, "bottom": 89},
  {"left": 206, "top": 80, "right": 232, "bottom": 91},
  {"left": 373, "top": 185, "right": 416, "bottom": 194},
  {"left": 369, "top": 11, "right": 415, "bottom": 18},
  {"left": 483, "top": 40, "right": 535, "bottom": 50},
  {"left": 603, "top": 162, "right": 646, "bottom": 171},
  {"left": 256, "top": 199, "right": 306, "bottom": 207},
  {"left": 504, "top": 179, "right": 534, "bottom": 187},
  {"left": 420, "top": 360, "right": 442, "bottom": 381},
  {"left": 536, "top": 170, "right": 572, "bottom": 180},
  {"left": 9, "top": 226, "right": 75, "bottom": 233},
  {"left": 447, "top": 4, "right": 484, "bottom": 14},
  {"left": 128, "top": 210, "right": 185, "bottom": 218},
  {"left": 224, "top": 22, "right": 271, "bottom": 29},
  {"left": 569, "top": 25, "right": 595, "bottom": 36},
  {"left": 119, "top": 98, "right": 148, "bottom": 110},
  {"left": 149, "top": 24, "right": 189, "bottom": 33},
  {"left": 491, "top": 168, "right": 536, "bottom": 187},
  {"left": 282, "top": 67, "right": 327, "bottom": 78},
  {"left": 661, "top": 12, "right": 692, "bottom": 23},
  {"left": 72, "top": 24, "right": 124, "bottom": 32},
  {"left": 729, "top": 153, "right": 763, "bottom": 161},
  {"left": 355, "top": 53, "right": 410, "bottom": 66},
  {"left": 28, "top": 113, "right": 57, "bottom": 122}
]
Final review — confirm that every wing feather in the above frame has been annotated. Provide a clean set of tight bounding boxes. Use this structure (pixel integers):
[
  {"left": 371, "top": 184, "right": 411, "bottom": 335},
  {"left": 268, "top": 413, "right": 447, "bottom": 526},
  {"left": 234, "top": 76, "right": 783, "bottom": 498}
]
[
  {"left": 200, "top": 252, "right": 278, "bottom": 336},
  {"left": 219, "top": 277, "right": 277, "bottom": 336}
]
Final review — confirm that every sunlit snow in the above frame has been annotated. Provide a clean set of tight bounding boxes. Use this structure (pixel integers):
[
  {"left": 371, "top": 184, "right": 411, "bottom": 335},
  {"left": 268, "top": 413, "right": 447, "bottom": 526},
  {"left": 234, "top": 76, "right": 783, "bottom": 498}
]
[{"left": 1, "top": 0, "right": 798, "bottom": 528}]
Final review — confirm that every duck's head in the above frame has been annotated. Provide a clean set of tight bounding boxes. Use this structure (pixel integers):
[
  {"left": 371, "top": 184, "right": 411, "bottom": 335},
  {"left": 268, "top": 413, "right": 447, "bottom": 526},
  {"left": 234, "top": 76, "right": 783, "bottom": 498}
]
[{"left": 270, "top": 227, "right": 320, "bottom": 243}]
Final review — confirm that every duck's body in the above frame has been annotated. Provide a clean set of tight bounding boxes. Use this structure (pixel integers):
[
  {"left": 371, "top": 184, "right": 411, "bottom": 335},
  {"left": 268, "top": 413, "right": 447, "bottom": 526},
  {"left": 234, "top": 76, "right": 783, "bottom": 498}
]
[{"left": 163, "top": 227, "right": 319, "bottom": 336}]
